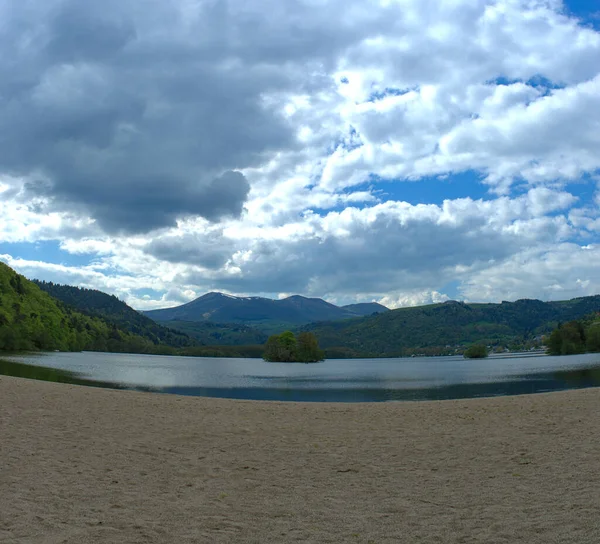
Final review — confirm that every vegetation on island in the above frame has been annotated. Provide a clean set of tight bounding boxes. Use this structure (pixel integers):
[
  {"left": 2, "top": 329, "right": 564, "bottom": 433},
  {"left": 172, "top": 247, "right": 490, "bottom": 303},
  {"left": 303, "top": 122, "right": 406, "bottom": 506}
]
[
  {"left": 463, "top": 344, "right": 488, "bottom": 359},
  {"left": 544, "top": 315, "right": 600, "bottom": 355},
  {"left": 263, "top": 331, "right": 325, "bottom": 362}
]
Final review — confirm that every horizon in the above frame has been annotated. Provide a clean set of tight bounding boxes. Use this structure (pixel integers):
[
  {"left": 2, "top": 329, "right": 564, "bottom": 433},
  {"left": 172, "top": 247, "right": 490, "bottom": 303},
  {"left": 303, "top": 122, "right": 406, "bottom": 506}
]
[
  {"left": 25, "top": 271, "right": 600, "bottom": 312},
  {"left": 1, "top": 0, "right": 600, "bottom": 311}
]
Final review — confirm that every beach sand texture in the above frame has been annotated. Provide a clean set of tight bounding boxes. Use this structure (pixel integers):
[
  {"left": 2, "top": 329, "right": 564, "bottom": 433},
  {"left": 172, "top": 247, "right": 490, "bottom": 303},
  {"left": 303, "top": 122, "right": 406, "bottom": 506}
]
[{"left": 1, "top": 376, "right": 599, "bottom": 543}]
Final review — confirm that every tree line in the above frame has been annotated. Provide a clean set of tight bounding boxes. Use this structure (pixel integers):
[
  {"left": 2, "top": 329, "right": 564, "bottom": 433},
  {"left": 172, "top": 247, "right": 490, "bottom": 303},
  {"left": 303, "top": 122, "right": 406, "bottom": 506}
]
[{"left": 544, "top": 315, "right": 600, "bottom": 355}]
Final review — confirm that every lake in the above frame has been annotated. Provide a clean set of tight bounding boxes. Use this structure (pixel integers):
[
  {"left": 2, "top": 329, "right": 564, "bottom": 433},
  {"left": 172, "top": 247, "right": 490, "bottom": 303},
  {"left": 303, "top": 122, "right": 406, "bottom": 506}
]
[{"left": 2, "top": 351, "right": 600, "bottom": 402}]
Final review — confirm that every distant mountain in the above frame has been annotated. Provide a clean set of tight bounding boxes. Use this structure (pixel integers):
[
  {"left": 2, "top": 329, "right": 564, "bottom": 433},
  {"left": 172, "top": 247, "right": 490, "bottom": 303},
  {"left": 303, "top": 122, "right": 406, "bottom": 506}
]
[
  {"left": 7, "top": 264, "right": 600, "bottom": 359},
  {"left": 143, "top": 292, "right": 389, "bottom": 330},
  {"left": 34, "top": 281, "right": 195, "bottom": 349},
  {"left": 341, "top": 302, "right": 389, "bottom": 316},
  {"left": 302, "top": 296, "right": 600, "bottom": 357}
]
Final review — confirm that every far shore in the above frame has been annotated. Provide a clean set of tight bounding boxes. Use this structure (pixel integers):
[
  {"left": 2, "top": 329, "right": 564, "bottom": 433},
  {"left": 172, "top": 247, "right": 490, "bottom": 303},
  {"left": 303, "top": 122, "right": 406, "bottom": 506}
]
[
  {"left": 0, "top": 346, "right": 553, "bottom": 361},
  {"left": 2, "top": 376, "right": 600, "bottom": 543}
]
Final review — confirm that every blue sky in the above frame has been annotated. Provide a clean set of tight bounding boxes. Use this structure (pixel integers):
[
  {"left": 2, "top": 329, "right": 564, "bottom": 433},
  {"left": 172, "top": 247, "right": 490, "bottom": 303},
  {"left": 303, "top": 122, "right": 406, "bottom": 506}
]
[
  {"left": 1, "top": 0, "right": 599, "bottom": 310},
  {"left": 564, "top": 0, "right": 600, "bottom": 27},
  {"left": 0, "top": 241, "right": 93, "bottom": 268}
]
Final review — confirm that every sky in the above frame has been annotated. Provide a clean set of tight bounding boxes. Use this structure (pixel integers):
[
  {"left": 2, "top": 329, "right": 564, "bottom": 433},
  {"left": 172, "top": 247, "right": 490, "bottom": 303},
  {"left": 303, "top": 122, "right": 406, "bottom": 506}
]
[{"left": 1, "top": 0, "right": 599, "bottom": 310}]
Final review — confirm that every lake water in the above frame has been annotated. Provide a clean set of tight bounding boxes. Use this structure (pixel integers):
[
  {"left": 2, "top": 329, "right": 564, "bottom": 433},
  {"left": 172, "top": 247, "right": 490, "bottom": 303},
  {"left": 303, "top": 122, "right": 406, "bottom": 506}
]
[{"left": 2, "top": 351, "right": 600, "bottom": 402}]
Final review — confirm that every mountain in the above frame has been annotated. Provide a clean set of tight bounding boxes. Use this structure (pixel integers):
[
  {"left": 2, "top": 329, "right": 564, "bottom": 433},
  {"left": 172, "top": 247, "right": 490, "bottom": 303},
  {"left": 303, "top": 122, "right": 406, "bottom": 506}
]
[
  {"left": 6, "top": 262, "right": 600, "bottom": 359},
  {"left": 302, "top": 296, "right": 600, "bottom": 357},
  {"left": 143, "top": 292, "right": 389, "bottom": 330},
  {"left": 34, "top": 281, "right": 195, "bottom": 348},
  {"left": 0, "top": 262, "right": 167, "bottom": 353},
  {"left": 341, "top": 302, "right": 389, "bottom": 316}
]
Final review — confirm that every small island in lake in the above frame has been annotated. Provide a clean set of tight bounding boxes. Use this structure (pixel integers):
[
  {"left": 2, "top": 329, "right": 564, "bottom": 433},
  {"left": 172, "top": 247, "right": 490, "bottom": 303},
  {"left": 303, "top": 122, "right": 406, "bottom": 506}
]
[
  {"left": 263, "top": 331, "right": 325, "bottom": 362},
  {"left": 463, "top": 344, "right": 488, "bottom": 359}
]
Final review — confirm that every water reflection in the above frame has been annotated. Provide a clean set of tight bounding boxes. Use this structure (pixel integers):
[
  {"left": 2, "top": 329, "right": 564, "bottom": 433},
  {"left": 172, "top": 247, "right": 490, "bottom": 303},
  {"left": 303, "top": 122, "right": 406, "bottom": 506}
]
[
  {"left": 0, "top": 359, "right": 127, "bottom": 391},
  {"left": 2, "top": 352, "right": 600, "bottom": 402}
]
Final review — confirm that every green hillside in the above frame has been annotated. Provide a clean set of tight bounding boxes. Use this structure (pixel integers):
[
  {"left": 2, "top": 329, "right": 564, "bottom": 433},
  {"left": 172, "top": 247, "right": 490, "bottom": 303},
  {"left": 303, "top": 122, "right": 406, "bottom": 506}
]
[
  {"left": 340, "top": 302, "right": 389, "bottom": 316},
  {"left": 303, "top": 297, "right": 600, "bottom": 357},
  {"left": 0, "top": 262, "right": 175, "bottom": 354},
  {"left": 34, "top": 281, "right": 195, "bottom": 348},
  {"left": 162, "top": 320, "right": 268, "bottom": 345}
]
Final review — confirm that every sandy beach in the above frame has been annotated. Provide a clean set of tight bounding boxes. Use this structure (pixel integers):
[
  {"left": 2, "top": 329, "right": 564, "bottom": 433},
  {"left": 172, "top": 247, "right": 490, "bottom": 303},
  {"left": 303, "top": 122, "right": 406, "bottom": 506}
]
[{"left": 1, "top": 377, "right": 599, "bottom": 543}]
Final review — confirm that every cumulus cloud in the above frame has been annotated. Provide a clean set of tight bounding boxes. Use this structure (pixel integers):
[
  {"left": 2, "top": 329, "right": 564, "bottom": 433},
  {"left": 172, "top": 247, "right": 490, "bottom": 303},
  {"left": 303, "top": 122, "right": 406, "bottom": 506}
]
[
  {"left": 144, "top": 227, "right": 234, "bottom": 269},
  {"left": 378, "top": 291, "right": 451, "bottom": 310},
  {"left": 1, "top": 0, "right": 600, "bottom": 307},
  {"left": 0, "top": 0, "right": 294, "bottom": 233},
  {"left": 172, "top": 188, "right": 579, "bottom": 299},
  {"left": 459, "top": 243, "right": 600, "bottom": 302}
]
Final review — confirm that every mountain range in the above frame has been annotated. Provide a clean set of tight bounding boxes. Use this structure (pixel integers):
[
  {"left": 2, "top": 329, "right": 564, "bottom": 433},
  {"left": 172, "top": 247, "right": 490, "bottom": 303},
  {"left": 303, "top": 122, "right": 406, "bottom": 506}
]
[
  {"left": 143, "top": 292, "right": 389, "bottom": 332},
  {"left": 3, "top": 259, "right": 600, "bottom": 358}
]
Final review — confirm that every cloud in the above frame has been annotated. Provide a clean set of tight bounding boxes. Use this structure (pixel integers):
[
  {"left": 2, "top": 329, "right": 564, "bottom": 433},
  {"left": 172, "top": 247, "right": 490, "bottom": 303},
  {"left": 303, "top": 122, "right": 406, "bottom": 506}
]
[
  {"left": 319, "top": 1, "right": 600, "bottom": 193},
  {"left": 175, "top": 188, "right": 577, "bottom": 298},
  {"left": 143, "top": 227, "right": 234, "bottom": 269},
  {"left": 459, "top": 243, "right": 600, "bottom": 302},
  {"left": 1, "top": 0, "right": 600, "bottom": 308},
  {"left": 378, "top": 291, "right": 450, "bottom": 310},
  {"left": 0, "top": 0, "right": 296, "bottom": 233}
]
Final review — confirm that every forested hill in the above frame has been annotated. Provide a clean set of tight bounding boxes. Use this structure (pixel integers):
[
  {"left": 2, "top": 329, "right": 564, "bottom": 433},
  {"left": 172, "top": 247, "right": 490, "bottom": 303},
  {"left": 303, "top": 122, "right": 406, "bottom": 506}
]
[
  {"left": 34, "top": 281, "right": 195, "bottom": 348},
  {"left": 302, "top": 297, "right": 600, "bottom": 357},
  {"left": 0, "top": 262, "right": 173, "bottom": 353}
]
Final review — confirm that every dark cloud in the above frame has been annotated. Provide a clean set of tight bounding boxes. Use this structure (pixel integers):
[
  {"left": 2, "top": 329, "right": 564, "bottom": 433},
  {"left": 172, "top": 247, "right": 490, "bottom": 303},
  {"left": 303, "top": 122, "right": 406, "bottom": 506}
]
[
  {"left": 0, "top": 0, "right": 334, "bottom": 233},
  {"left": 27, "top": 169, "right": 250, "bottom": 234},
  {"left": 176, "top": 205, "right": 531, "bottom": 295},
  {"left": 46, "top": 1, "right": 136, "bottom": 63},
  {"left": 144, "top": 229, "right": 235, "bottom": 269}
]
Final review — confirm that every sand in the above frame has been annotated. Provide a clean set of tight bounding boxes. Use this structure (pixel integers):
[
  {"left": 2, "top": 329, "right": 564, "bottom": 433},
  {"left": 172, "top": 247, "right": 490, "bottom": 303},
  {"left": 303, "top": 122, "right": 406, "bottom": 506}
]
[{"left": 1, "top": 377, "right": 599, "bottom": 544}]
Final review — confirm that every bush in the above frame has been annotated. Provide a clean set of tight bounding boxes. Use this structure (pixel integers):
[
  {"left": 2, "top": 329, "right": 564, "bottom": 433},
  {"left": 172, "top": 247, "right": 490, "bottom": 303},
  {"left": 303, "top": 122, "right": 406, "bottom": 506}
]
[{"left": 463, "top": 344, "right": 488, "bottom": 359}]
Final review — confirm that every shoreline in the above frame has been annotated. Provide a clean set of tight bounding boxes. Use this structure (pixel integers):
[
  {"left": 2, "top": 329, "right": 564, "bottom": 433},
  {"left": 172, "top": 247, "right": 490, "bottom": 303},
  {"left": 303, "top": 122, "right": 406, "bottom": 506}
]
[{"left": 2, "top": 376, "right": 600, "bottom": 543}]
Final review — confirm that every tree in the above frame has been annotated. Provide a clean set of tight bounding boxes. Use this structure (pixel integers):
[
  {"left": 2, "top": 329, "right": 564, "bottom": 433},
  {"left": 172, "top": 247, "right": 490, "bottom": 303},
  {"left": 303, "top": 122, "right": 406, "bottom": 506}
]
[
  {"left": 296, "top": 332, "right": 325, "bottom": 362},
  {"left": 263, "top": 331, "right": 325, "bottom": 362},
  {"left": 545, "top": 327, "right": 564, "bottom": 355},
  {"left": 585, "top": 323, "right": 600, "bottom": 353},
  {"left": 463, "top": 344, "right": 488, "bottom": 359},
  {"left": 544, "top": 321, "right": 586, "bottom": 355}
]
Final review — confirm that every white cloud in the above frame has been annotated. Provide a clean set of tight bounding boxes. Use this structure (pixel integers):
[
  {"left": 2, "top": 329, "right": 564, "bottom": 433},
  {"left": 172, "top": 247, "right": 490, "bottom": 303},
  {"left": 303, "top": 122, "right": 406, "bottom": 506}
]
[
  {"left": 460, "top": 243, "right": 600, "bottom": 302},
  {"left": 0, "top": 0, "right": 599, "bottom": 309},
  {"left": 378, "top": 290, "right": 451, "bottom": 309}
]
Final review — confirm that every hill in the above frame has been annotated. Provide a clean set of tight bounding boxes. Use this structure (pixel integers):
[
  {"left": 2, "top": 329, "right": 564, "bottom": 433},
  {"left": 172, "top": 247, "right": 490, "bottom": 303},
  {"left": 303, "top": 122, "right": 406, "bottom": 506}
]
[
  {"left": 161, "top": 320, "right": 268, "bottom": 346},
  {"left": 302, "top": 297, "right": 600, "bottom": 357},
  {"left": 34, "top": 281, "right": 195, "bottom": 348},
  {"left": 143, "top": 292, "right": 388, "bottom": 331},
  {"left": 341, "top": 302, "right": 389, "bottom": 316},
  {"left": 0, "top": 262, "right": 165, "bottom": 353}
]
